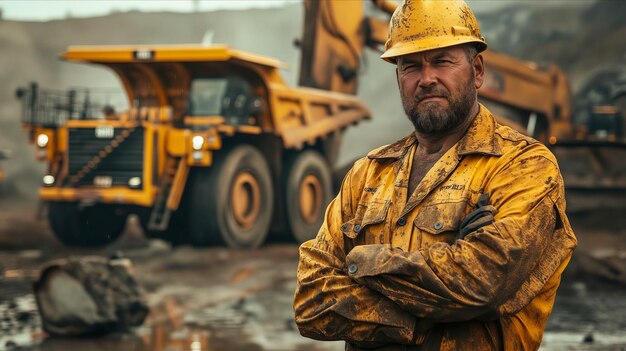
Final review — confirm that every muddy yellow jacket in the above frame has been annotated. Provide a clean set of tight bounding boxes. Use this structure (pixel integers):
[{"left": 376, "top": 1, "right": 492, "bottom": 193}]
[{"left": 294, "top": 106, "right": 577, "bottom": 351}]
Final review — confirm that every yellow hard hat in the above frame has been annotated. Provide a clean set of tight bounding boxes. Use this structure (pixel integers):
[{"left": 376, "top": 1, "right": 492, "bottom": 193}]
[{"left": 381, "top": 0, "right": 487, "bottom": 64}]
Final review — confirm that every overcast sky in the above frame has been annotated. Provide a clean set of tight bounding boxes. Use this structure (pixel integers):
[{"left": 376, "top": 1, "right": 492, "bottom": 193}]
[
  {"left": 0, "top": 1, "right": 593, "bottom": 22},
  {"left": 0, "top": 0, "right": 296, "bottom": 21}
]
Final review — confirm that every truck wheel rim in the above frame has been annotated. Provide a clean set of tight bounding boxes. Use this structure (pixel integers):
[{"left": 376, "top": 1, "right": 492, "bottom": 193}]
[
  {"left": 299, "top": 174, "right": 322, "bottom": 224},
  {"left": 231, "top": 171, "right": 261, "bottom": 229}
]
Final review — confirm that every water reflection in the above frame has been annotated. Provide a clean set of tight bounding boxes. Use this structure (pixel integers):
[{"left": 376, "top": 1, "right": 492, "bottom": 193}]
[
  {"left": 25, "top": 296, "right": 263, "bottom": 351},
  {"left": 6, "top": 282, "right": 624, "bottom": 351},
  {"left": 36, "top": 325, "right": 252, "bottom": 351}
]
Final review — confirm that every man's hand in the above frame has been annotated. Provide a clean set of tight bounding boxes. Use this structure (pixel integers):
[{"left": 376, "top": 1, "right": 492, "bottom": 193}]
[{"left": 457, "top": 193, "right": 497, "bottom": 239}]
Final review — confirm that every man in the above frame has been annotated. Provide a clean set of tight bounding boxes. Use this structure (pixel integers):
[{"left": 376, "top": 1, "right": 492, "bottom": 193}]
[{"left": 293, "top": 1, "right": 577, "bottom": 350}]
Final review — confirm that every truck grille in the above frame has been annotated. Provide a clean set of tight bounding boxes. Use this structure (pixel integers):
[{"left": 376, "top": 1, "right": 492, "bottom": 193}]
[{"left": 67, "top": 127, "right": 144, "bottom": 188}]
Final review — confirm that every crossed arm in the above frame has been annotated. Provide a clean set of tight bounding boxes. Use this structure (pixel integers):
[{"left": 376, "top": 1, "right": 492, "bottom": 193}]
[
  {"left": 294, "top": 152, "right": 576, "bottom": 344},
  {"left": 294, "top": 165, "right": 426, "bottom": 345}
]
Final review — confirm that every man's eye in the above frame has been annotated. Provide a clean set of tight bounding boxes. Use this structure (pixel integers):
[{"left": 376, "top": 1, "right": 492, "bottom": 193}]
[{"left": 434, "top": 59, "right": 451, "bottom": 64}]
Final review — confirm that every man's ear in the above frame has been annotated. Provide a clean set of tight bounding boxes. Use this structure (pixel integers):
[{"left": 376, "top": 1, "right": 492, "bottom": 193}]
[{"left": 473, "top": 54, "right": 484, "bottom": 89}]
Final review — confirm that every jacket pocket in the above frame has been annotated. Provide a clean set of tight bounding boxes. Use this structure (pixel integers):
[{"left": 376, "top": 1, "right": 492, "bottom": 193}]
[
  {"left": 341, "top": 200, "right": 391, "bottom": 240},
  {"left": 413, "top": 201, "right": 466, "bottom": 246}
]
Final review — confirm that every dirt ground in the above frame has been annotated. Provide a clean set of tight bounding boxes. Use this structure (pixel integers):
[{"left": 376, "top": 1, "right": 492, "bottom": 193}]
[
  {"left": 0, "top": 212, "right": 337, "bottom": 351},
  {"left": 1, "top": 203, "right": 626, "bottom": 351}
]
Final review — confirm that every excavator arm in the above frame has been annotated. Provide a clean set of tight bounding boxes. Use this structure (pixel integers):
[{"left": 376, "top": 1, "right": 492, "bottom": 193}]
[{"left": 298, "top": 0, "right": 395, "bottom": 95}]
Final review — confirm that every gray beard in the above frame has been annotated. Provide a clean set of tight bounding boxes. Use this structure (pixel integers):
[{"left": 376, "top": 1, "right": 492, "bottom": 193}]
[
  {"left": 407, "top": 99, "right": 471, "bottom": 135},
  {"left": 402, "top": 76, "right": 476, "bottom": 135}
]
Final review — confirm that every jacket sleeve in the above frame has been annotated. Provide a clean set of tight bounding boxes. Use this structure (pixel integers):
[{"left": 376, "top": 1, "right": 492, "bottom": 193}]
[
  {"left": 344, "top": 150, "right": 577, "bottom": 323},
  {"left": 294, "top": 164, "right": 431, "bottom": 345}
]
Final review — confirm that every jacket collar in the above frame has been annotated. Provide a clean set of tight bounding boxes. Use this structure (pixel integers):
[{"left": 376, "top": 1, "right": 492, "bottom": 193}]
[
  {"left": 367, "top": 133, "right": 417, "bottom": 160},
  {"left": 367, "top": 105, "right": 502, "bottom": 160}
]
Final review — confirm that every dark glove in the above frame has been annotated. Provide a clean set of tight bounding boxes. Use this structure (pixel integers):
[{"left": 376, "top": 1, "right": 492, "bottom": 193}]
[{"left": 457, "top": 193, "right": 497, "bottom": 240}]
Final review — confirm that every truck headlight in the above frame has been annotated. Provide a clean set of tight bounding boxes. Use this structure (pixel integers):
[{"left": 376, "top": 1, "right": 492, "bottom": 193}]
[
  {"left": 192, "top": 135, "right": 204, "bottom": 151},
  {"left": 43, "top": 175, "right": 55, "bottom": 186},
  {"left": 128, "top": 177, "right": 142, "bottom": 188},
  {"left": 37, "top": 134, "right": 49, "bottom": 148}
]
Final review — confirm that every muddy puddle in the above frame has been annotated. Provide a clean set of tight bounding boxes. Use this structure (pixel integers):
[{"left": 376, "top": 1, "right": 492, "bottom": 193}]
[
  {"left": 0, "top": 288, "right": 339, "bottom": 351},
  {"left": 0, "top": 243, "right": 342, "bottom": 351},
  {"left": 2, "top": 280, "right": 625, "bottom": 351}
]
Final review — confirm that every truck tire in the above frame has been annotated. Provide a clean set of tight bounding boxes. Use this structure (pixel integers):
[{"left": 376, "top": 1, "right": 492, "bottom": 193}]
[
  {"left": 188, "top": 144, "right": 274, "bottom": 248},
  {"left": 48, "top": 202, "right": 127, "bottom": 247},
  {"left": 285, "top": 150, "right": 333, "bottom": 243}
]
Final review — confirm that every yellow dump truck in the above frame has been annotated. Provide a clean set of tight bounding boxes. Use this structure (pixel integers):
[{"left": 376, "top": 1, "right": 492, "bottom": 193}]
[{"left": 17, "top": 45, "right": 369, "bottom": 248}]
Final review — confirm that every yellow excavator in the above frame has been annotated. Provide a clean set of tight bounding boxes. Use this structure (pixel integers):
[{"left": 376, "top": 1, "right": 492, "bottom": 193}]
[{"left": 301, "top": 0, "right": 626, "bottom": 212}]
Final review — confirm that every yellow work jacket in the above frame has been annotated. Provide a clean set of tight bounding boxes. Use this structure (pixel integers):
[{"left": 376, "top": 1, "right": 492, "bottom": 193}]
[{"left": 294, "top": 106, "right": 577, "bottom": 351}]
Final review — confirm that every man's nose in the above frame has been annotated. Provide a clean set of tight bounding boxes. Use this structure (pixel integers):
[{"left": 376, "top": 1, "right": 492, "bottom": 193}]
[{"left": 418, "top": 66, "right": 437, "bottom": 87}]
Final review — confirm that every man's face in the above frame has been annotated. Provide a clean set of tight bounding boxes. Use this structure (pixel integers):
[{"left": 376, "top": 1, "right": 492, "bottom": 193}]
[{"left": 396, "top": 45, "right": 484, "bottom": 135}]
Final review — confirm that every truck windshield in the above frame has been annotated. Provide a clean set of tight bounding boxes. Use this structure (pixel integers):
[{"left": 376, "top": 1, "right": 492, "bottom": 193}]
[
  {"left": 189, "top": 79, "right": 228, "bottom": 116},
  {"left": 189, "top": 77, "right": 252, "bottom": 118}
]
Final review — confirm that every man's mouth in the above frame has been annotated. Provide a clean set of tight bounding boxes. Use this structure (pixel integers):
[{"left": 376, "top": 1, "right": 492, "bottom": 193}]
[{"left": 418, "top": 95, "right": 445, "bottom": 104}]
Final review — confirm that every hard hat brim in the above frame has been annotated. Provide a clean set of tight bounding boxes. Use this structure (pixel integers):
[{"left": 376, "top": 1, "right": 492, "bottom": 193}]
[{"left": 381, "top": 36, "right": 487, "bottom": 64}]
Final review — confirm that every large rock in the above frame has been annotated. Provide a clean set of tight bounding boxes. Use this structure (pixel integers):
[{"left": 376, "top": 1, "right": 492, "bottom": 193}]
[{"left": 33, "top": 256, "right": 149, "bottom": 336}]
